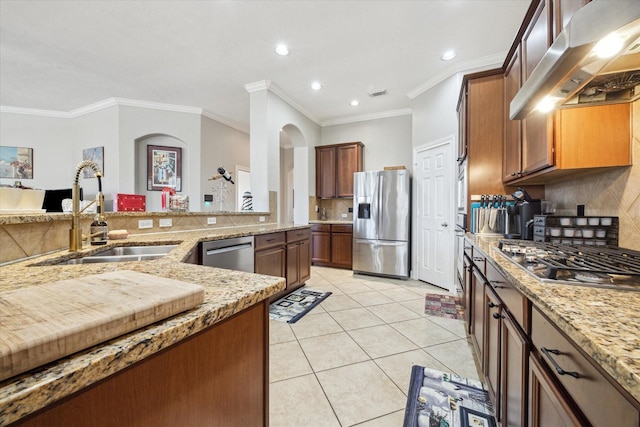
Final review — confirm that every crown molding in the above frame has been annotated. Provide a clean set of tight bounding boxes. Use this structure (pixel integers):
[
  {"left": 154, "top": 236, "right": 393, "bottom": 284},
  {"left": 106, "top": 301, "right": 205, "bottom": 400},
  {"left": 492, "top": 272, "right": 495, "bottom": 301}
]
[
  {"left": 407, "top": 51, "right": 507, "bottom": 99},
  {"left": 244, "top": 80, "right": 271, "bottom": 93},
  {"left": 0, "top": 106, "right": 70, "bottom": 118},
  {"left": 110, "top": 98, "right": 203, "bottom": 115},
  {"left": 322, "top": 108, "right": 412, "bottom": 127}
]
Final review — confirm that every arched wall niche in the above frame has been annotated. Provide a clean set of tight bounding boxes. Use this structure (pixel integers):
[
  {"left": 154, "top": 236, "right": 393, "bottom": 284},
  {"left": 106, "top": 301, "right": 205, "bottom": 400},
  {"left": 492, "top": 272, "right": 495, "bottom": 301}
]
[{"left": 135, "top": 133, "right": 188, "bottom": 212}]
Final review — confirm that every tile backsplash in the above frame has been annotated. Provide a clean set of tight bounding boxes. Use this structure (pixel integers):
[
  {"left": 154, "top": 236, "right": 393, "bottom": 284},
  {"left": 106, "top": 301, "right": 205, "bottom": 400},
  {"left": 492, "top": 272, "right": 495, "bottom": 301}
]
[
  {"left": 309, "top": 197, "right": 353, "bottom": 221},
  {"left": 545, "top": 101, "right": 640, "bottom": 250}
]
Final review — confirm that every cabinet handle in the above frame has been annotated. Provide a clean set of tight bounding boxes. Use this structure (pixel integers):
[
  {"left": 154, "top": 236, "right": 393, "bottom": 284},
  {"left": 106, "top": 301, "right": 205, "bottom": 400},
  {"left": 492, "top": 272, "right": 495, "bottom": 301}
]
[
  {"left": 490, "top": 280, "right": 506, "bottom": 289},
  {"left": 541, "top": 347, "right": 580, "bottom": 378},
  {"left": 492, "top": 312, "right": 504, "bottom": 320},
  {"left": 266, "top": 238, "right": 275, "bottom": 242},
  {"left": 488, "top": 301, "right": 498, "bottom": 308},
  {"left": 473, "top": 257, "right": 484, "bottom": 262}
]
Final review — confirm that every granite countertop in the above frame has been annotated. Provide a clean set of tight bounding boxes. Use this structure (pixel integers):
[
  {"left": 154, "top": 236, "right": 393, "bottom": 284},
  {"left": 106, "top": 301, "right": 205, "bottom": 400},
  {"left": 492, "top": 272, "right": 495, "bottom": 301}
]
[
  {"left": 309, "top": 219, "right": 353, "bottom": 225},
  {"left": 467, "top": 234, "right": 640, "bottom": 404},
  {"left": 0, "top": 223, "right": 309, "bottom": 425}
]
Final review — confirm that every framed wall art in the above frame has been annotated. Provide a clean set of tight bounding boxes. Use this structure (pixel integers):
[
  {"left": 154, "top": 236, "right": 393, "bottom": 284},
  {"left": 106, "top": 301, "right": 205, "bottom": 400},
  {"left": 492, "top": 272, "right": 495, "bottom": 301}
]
[
  {"left": 147, "top": 145, "right": 182, "bottom": 191},
  {"left": 82, "top": 146, "right": 104, "bottom": 178},
  {"left": 0, "top": 146, "right": 33, "bottom": 179}
]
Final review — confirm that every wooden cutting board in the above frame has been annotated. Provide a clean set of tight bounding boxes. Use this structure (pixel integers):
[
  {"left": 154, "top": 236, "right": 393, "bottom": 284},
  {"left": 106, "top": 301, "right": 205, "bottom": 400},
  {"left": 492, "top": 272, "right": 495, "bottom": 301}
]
[{"left": 0, "top": 271, "right": 205, "bottom": 381}]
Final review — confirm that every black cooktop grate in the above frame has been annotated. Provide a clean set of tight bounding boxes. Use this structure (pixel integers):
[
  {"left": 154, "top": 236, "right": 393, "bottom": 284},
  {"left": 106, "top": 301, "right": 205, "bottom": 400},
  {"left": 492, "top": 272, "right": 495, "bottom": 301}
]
[{"left": 499, "top": 240, "right": 640, "bottom": 280}]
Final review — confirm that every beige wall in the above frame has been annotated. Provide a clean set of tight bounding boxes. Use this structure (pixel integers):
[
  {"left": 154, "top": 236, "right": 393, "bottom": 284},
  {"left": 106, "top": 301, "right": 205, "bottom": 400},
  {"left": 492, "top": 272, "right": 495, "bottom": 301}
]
[{"left": 545, "top": 100, "right": 640, "bottom": 250}]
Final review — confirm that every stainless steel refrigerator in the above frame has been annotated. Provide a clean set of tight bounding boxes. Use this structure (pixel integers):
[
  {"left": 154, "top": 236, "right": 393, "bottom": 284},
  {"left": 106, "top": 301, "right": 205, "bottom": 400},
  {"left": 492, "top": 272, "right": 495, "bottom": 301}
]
[{"left": 353, "top": 169, "right": 410, "bottom": 279}]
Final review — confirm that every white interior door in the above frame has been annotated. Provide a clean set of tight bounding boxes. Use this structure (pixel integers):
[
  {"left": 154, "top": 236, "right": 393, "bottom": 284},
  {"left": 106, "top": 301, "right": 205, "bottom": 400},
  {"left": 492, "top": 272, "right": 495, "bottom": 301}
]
[{"left": 416, "top": 139, "right": 454, "bottom": 292}]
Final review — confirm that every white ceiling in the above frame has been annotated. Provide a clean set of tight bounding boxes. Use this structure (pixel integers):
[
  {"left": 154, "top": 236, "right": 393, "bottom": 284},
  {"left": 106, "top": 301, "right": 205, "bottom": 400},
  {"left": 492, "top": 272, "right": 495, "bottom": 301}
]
[{"left": 0, "top": 0, "right": 531, "bottom": 131}]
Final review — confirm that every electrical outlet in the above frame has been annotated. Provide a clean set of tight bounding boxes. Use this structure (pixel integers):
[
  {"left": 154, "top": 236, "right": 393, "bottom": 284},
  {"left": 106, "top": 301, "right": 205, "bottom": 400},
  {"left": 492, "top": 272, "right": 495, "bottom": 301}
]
[
  {"left": 138, "top": 219, "right": 153, "bottom": 229},
  {"left": 341, "top": 213, "right": 348, "bottom": 218},
  {"left": 159, "top": 218, "right": 172, "bottom": 228},
  {"left": 348, "top": 207, "right": 353, "bottom": 213},
  {"left": 259, "top": 216, "right": 265, "bottom": 222},
  {"left": 207, "top": 217, "right": 217, "bottom": 225},
  {"left": 315, "top": 205, "right": 319, "bottom": 212}
]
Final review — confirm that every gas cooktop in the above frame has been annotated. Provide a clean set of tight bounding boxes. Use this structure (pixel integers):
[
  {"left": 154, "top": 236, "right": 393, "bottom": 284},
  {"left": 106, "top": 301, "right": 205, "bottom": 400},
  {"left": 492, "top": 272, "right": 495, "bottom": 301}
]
[{"left": 496, "top": 240, "right": 640, "bottom": 292}]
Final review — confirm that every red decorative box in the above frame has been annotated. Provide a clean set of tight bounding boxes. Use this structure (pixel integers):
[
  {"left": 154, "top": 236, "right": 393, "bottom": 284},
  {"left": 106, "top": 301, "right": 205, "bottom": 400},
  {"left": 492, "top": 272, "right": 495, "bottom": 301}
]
[{"left": 113, "top": 194, "right": 146, "bottom": 212}]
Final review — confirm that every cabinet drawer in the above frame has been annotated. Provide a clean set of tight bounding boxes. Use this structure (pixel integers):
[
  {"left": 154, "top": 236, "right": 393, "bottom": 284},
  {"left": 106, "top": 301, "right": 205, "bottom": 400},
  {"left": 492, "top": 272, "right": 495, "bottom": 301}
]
[
  {"left": 255, "top": 232, "right": 285, "bottom": 250},
  {"left": 311, "top": 223, "right": 330, "bottom": 232},
  {"left": 331, "top": 224, "right": 353, "bottom": 233},
  {"left": 485, "top": 261, "right": 528, "bottom": 332},
  {"left": 531, "top": 307, "right": 639, "bottom": 427},
  {"left": 471, "top": 250, "right": 486, "bottom": 276},
  {"left": 286, "top": 228, "right": 310, "bottom": 243}
]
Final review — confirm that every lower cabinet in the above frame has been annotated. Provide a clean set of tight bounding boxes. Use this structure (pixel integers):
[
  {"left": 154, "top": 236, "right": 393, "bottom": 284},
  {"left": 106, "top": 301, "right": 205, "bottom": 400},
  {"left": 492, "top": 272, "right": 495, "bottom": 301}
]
[
  {"left": 16, "top": 302, "right": 270, "bottom": 427},
  {"left": 465, "top": 238, "right": 640, "bottom": 427},
  {"left": 311, "top": 223, "right": 353, "bottom": 269},
  {"left": 528, "top": 353, "right": 588, "bottom": 427},
  {"left": 255, "top": 228, "right": 311, "bottom": 302}
]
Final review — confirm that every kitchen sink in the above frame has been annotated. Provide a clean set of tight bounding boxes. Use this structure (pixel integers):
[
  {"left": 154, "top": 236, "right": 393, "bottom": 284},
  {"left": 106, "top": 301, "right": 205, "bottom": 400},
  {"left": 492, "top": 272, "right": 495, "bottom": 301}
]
[{"left": 32, "top": 245, "right": 178, "bottom": 265}]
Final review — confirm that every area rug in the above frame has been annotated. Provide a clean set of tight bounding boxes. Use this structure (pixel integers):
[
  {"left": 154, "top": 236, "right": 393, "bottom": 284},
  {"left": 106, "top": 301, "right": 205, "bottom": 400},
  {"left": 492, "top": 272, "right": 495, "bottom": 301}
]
[
  {"left": 269, "top": 287, "right": 331, "bottom": 323},
  {"left": 424, "top": 293, "right": 465, "bottom": 320},
  {"left": 404, "top": 366, "right": 496, "bottom": 427}
]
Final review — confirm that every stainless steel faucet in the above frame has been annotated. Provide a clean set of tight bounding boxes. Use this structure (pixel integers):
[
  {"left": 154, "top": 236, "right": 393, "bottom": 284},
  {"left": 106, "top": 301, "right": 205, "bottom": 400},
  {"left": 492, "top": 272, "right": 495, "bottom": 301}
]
[{"left": 69, "top": 160, "right": 105, "bottom": 252}]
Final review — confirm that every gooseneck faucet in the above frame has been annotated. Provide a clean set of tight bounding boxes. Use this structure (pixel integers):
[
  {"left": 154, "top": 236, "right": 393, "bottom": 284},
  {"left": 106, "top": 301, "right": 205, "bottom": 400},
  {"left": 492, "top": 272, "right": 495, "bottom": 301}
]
[{"left": 69, "top": 160, "right": 105, "bottom": 252}]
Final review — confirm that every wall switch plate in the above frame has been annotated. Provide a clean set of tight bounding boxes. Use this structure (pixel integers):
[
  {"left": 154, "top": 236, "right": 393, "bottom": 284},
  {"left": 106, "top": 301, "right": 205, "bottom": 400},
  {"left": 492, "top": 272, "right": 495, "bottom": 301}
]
[
  {"left": 138, "top": 219, "right": 153, "bottom": 229},
  {"left": 341, "top": 213, "right": 348, "bottom": 218},
  {"left": 159, "top": 218, "right": 172, "bottom": 228},
  {"left": 207, "top": 217, "right": 217, "bottom": 225},
  {"left": 259, "top": 216, "right": 265, "bottom": 222}
]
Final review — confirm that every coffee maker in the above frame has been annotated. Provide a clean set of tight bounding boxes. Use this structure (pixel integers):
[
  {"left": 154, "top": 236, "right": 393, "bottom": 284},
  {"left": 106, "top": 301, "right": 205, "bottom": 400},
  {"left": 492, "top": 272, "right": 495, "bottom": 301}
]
[{"left": 504, "top": 188, "right": 541, "bottom": 240}]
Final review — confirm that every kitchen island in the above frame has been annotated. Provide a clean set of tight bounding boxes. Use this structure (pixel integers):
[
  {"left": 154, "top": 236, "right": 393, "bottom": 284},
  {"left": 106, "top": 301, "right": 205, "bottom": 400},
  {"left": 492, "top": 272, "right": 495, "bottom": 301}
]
[{"left": 0, "top": 223, "right": 308, "bottom": 426}]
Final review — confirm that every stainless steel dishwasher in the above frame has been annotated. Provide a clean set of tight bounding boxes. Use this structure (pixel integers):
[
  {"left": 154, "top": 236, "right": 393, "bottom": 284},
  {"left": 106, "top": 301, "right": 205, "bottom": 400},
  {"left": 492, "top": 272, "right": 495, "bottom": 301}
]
[{"left": 200, "top": 236, "right": 254, "bottom": 272}]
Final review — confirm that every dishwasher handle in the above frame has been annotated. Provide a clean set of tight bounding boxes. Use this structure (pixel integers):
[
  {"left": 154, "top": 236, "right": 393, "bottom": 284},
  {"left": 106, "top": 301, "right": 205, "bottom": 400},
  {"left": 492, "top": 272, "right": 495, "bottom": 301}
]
[{"left": 205, "top": 242, "right": 252, "bottom": 256}]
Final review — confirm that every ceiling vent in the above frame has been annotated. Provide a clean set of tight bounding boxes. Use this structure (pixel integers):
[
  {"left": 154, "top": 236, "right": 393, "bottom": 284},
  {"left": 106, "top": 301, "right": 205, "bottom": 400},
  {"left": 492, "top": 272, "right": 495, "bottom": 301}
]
[{"left": 368, "top": 89, "right": 387, "bottom": 97}]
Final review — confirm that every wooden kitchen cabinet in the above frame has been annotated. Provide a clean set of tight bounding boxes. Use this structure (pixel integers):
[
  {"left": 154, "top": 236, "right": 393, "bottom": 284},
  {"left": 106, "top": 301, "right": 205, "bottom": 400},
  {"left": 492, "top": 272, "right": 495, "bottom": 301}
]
[
  {"left": 311, "top": 223, "right": 353, "bottom": 269},
  {"left": 16, "top": 302, "right": 270, "bottom": 427},
  {"left": 254, "top": 232, "right": 286, "bottom": 279},
  {"left": 256, "top": 229, "right": 310, "bottom": 302},
  {"left": 311, "top": 224, "right": 331, "bottom": 264},
  {"left": 315, "top": 142, "right": 363, "bottom": 199},
  {"left": 485, "top": 286, "right": 501, "bottom": 414},
  {"left": 285, "top": 228, "right": 311, "bottom": 291},
  {"left": 528, "top": 352, "right": 589, "bottom": 427},
  {"left": 501, "top": 312, "right": 529, "bottom": 427},
  {"left": 552, "top": 0, "right": 590, "bottom": 39},
  {"left": 504, "top": 43, "right": 523, "bottom": 181}
]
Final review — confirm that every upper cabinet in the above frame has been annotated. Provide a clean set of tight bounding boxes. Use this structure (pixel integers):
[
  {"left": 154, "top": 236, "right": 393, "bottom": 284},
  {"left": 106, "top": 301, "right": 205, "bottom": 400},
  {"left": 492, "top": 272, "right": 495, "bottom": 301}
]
[
  {"left": 503, "top": 0, "right": 631, "bottom": 185},
  {"left": 315, "top": 142, "right": 364, "bottom": 198}
]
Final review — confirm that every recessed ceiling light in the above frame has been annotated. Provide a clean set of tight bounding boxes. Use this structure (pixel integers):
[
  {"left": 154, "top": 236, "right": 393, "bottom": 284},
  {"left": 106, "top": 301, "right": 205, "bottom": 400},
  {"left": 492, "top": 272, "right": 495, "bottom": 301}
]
[
  {"left": 441, "top": 50, "right": 456, "bottom": 61},
  {"left": 275, "top": 44, "right": 289, "bottom": 56},
  {"left": 350, "top": 100, "right": 359, "bottom": 107},
  {"left": 311, "top": 81, "right": 322, "bottom": 91}
]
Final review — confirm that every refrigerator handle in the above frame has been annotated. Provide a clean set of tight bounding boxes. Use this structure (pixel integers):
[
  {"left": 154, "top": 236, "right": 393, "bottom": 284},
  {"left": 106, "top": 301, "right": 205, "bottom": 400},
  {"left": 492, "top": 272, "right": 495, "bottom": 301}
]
[{"left": 378, "top": 174, "right": 384, "bottom": 228}]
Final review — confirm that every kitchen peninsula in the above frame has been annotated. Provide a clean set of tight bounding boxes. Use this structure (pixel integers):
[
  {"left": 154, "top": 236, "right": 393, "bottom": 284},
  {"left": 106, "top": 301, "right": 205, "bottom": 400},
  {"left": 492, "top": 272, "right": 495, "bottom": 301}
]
[{"left": 0, "top": 216, "right": 310, "bottom": 426}]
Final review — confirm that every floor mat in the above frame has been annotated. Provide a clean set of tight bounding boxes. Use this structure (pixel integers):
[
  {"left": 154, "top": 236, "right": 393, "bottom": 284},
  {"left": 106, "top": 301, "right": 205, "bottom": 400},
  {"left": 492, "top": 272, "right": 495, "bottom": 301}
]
[
  {"left": 404, "top": 366, "right": 496, "bottom": 427},
  {"left": 269, "top": 287, "right": 331, "bottom": 323},
  {"left": 424, "top": 293, "right": 465, "bottom": 320}
]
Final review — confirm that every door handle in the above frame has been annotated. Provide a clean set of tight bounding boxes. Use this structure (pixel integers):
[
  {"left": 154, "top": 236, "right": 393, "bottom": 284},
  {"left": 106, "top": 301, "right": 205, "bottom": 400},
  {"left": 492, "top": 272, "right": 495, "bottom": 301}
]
[{"left": 441, "top": 222, "right": 448, "bottom": 227}]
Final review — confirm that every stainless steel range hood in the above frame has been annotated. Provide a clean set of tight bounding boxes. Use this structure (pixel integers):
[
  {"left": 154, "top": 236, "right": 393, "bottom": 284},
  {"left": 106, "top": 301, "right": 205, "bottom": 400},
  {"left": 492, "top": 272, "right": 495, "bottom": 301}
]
[{"left": 510, "top": 0, "right": 640, "bottom": 120}]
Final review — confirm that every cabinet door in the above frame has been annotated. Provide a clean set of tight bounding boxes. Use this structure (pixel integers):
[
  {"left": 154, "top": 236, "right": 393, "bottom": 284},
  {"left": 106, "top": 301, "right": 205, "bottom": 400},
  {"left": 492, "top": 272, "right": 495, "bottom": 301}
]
[
  {"left": 286, "top": 243, "right": 300, "bottom": 288},
  {"left": 311, "top": 230, "right": 331, "bottom": 264},
  {"left": 255, "top": 246, "right": 285, "bottom": 278},
  {"left": 330, "top": 232, "right": 353, "bottom": 268},
  {"left": 463, "top": 254, "right": 473, "bottom": 334},
  {"left": 552, "top": 0, "right": 589, "bottom": 38},
  {"left": 485, "top": 286, "right": 501, "bottom": 416},
  {"left": 522, "top": 0, "right": 554, "bottom": 175},
  {"left": 504, "top": 44, "right": 522, "bottom": 182},
  {"left": 336, "top": 143, "right": 363, "bottom": 198},
  {"left": 529, "top": 354, "right": 588, "bottom": 427},
  {"left": 501, "top": 313, "right": 529, "bottom": 427},
  {"left": 316, "top": 147, "right": 336, "bottom": 198},
  {"left": 471, "top": 267, "right": 485, "bottom": 364},
  {"left": 299, "top": 238, "right": 311, "bottom": 283}
]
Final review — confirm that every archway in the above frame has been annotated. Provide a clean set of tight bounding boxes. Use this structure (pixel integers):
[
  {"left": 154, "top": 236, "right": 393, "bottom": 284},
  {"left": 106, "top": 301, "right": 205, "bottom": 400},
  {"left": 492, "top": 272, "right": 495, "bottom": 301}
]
[
  {"left": 135, "top": 134, "right": 187, "bottom": 212},
  {"left": 279, "top": 124, "right": 308, "bottom": 225}
]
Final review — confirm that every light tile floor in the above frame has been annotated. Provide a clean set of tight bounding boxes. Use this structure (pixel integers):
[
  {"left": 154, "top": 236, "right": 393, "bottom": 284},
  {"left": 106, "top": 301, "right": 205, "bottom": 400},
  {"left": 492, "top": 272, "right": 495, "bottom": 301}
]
[{"left": 269, "top": 266, "right": 482, "bottom": 426}]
